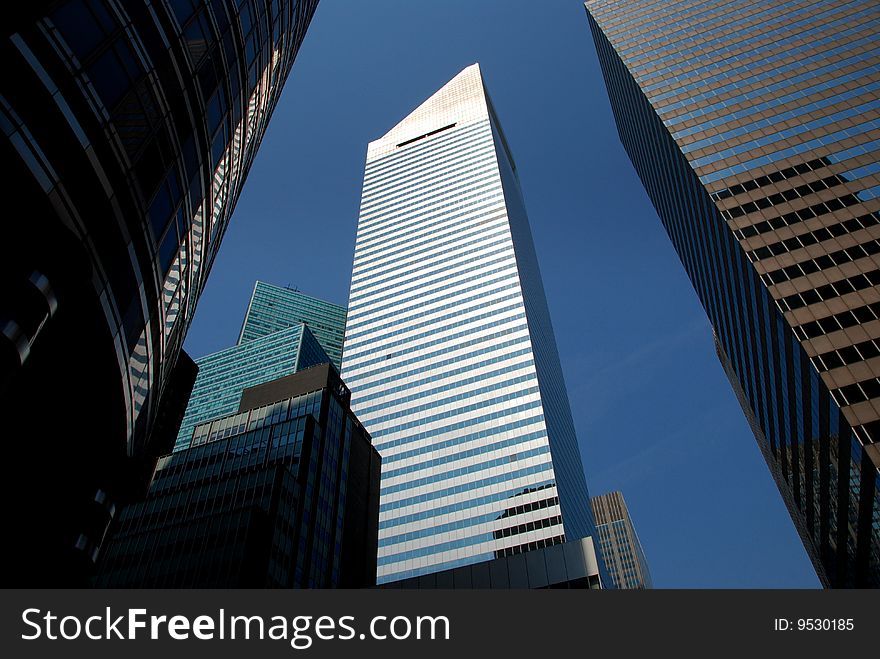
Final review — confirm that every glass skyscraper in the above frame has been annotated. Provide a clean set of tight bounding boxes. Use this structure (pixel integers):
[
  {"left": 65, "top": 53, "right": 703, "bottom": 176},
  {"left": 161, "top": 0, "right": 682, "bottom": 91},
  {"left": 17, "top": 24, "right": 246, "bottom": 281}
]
[
  {"left": 174, "top": 322, "right": 328, "bottom": 451},
  {"left": 342, "top": 63, "right": 600, "bottom": 584},
  {"left": 174, "top": 282, "right": 346, "bottom": 451},
  {"left": 0, "top": 0, "right": 320, "bottom": 584},
  {"left": 584, "top": 0, "right": 879, "bottom": 586},
  {"left": 240, "top": 280, "right": 347, "bottom": 368},
  {"left": 591, "top": 492, "right": 653, "bottom": 589}
]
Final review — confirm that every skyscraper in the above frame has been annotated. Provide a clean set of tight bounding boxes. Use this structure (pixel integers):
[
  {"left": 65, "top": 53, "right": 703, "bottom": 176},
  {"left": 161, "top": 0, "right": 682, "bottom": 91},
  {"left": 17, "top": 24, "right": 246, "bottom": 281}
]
[
  {"left": 591, "top": 492, "right": 653, "bottom": 590},
  {"left": 0, "top": 0, "right": 320, "bottom": 584},
  {"left": 240, "top": 281, "right": 347, "bottom": 368},
  {"left": 173, "top": 282, "right": 346, "bottom": 451},
  {"left": 584, "top": 0, "right": 879, "bottom": 586},
  {"left": 342, "top": 63, "right": 601, "bottom": 584},
  {"left": 97, "top": 364, "right": 382, "bottom": 588},
  {"left": 174, "top": 322, "right": 329, "bottom": 451}
]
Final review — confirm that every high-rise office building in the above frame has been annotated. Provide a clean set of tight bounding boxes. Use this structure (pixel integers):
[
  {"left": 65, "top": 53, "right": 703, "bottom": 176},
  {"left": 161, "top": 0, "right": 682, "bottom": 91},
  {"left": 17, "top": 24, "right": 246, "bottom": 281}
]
[
  {"left": 342, "top": 63, "right": 601, "bottom": 584},
  {"left": 380, "top": 537, "right": 604, "bottom": 589},
  {"left": 584, "top": 0, "right": 879, "bottom": 586},
  {"left": 174, "top": 281, "right": 346, "bottom": 451},
  {"left": 591, "top": 491, "right": 653, "bottom": 589},
  {"left": 174, "top": 322, "right": 329, "bottom": 451},
  {"left": 0, "top": 0, "right": 321, "bottom": 584},
  {"left": 97, "top": 364, "right": 381, "bottom": 588},
  {"left": 239, "top": 280, "right": 348, "bottom": 368}
]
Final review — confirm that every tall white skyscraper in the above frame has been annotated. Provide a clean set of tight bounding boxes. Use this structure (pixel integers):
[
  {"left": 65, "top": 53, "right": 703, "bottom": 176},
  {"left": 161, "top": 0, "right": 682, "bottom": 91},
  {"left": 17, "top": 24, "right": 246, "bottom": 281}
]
[{"left": 342, "top": 64, "right": 598, "bottom": 583}]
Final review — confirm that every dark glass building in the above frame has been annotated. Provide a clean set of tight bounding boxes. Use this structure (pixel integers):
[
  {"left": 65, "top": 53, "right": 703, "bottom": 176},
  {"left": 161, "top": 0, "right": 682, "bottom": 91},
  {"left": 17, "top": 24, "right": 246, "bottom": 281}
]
[
  {"left": 584, "top": 0, "right": 879, "bottom": 586},
  {"left": 96, "top": 363, "right": 382, "bottom": 588},
  {"left": 0, "top": 0, "right": 320, "bottom": 585}
]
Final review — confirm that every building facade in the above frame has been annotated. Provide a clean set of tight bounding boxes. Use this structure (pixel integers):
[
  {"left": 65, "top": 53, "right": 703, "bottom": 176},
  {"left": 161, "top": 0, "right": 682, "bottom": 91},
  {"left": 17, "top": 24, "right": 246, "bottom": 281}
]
[
  {"left": 584, "top": 0, "right": 880, "bottom": 586},
  {"left": 591, "top": 492, "right": 652, "bottom": 589},
  {"left": 0, "top": 0, "right": 320, "bottom": 583},
  {"left": 174, "top": 322, "right": 329, "bottom": 451},
  {"left": 381, "top": 537, "right": 603, "bottom": 589},
  {"left": 96, "top": 364, "right": 381, "bottom": 588},
  {"left": 239, "top": 280, "right": 348, "bottom": 368},
  {"left": 342, "top": 64, "right": 601, "bottom": 584}
]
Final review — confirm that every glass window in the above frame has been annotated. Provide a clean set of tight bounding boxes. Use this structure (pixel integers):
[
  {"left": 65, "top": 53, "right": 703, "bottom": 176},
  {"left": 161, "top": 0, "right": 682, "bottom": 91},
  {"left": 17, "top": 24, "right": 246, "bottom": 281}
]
[{"left": 52, "top": 0, "right": 114, "bottom": 60}]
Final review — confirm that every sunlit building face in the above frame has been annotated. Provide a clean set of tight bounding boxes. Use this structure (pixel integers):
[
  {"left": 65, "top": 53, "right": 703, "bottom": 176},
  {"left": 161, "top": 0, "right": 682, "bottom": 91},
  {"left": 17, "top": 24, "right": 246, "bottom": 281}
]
[{"left": 584, "top": 0, "right": 880, "bottom": 587}]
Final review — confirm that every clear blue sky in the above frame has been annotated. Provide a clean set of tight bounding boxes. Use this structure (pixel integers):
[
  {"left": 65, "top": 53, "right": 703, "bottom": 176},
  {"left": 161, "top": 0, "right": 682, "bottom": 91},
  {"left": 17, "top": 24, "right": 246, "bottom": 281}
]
[{"left": 184, "top": 0, "right": 820, "bottom": 587}]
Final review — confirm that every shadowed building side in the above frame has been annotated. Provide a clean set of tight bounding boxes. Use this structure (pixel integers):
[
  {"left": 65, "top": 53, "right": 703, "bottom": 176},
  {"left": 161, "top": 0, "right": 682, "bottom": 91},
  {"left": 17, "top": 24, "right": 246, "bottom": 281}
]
[
  {"left": 96, "top": 364, "right": 381, "bottom": 588},
  {"left": 0, "top": 0, "right": 321, "bottom": 584}
]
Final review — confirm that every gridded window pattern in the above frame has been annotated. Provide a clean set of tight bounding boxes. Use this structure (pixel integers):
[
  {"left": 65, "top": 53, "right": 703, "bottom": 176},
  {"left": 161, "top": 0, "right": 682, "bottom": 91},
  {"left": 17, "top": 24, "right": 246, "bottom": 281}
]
[
  {"left": 343, "top": 64, "right": 598, "bottom": 584},
  {"left": 95, "top": 383, "right": 381, "bottom": 588},
  {"left": 174, "top": 322, "right": 329, "bottom": 451},
  {"left": 752, "top": 213, "right": 880, "bottom": 274},
  {"left": 591, "top": 492, "right": 652, "bottom": 589},
  {"left": 239, "top": 280, "right": 347, "bottom": 368},
  {"left": 585, "top": 0, "right": 880, "bottom": 587}
]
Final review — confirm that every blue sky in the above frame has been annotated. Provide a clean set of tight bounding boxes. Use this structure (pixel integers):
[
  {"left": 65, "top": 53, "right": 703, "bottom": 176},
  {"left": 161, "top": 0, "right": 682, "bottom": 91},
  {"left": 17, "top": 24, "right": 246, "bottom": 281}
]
[{"left": 184, "top": 0, "right": 820, "bottom": 587}]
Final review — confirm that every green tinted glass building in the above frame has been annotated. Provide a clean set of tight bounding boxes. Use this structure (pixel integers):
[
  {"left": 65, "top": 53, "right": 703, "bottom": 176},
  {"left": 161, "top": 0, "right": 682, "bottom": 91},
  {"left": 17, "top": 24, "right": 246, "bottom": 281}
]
[
  {"left": 174, "top": 323, "right": 329, "bottom": 451},
  {"left": 239, "top": 281, "right": 347, "bottom": 367}
]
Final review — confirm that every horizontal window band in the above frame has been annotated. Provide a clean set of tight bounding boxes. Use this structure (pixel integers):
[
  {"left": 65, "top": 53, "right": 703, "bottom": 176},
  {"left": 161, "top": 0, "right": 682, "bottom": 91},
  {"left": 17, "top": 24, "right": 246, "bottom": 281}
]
[
  {"left": 382, "top": 427, "right": 548, "bottom": 481},
  {"left": 371, "top": 396, "right": 543, "bottom": 453},
  {"left": 381, "top": 496, "right": 560, "bottom": 548},
  {"left": 345, "top": 310, "right": 527, "bottom": 373},
  {"left": 378, "top": 411, "right": 544, "bottom": 465},
  {"left": 343, "top": 286, "right": 523, "bottom": 345},
  {"left": 346, "top": 269, "right": 520, "bottom": 332},
  {"left": 345, "top": 323, "right": 530, "bottom": 386},
  {"left": 348, "top": 264, "right": 520, "bottom": 332},
  {"left": 352, "top": 201, "right": 507, "bottom": 273},
  {"left": 364, "top": 120, "right": 490, "bottom": 174},
  {"left": 344, "top": 297, "right": 525, "bottom": 363},
  {"left": 363, "top": 134, "right": 495, "bottom": 194},
  {"left": 357, "top": 177, "right": 502, "bottom": 249},
  {"left": 357, "top": 161, "right": 498, "bottom": 228},
  {"left": 362, "top": 371, "right": 537, "bottom": 429},
  {"left": 351, "top": 217, "right": 511, "bottom": 288},
  {"left": 349, "top": 349, "right": 534, "bottom": 409},
  {"left": 354, "top": 184, "right": 505, "bottom": 259},
  {"left": 377, "top": 513, "right": 562, "bottom": 566},
  {"left": 379, "top": 476, "right": 555, "bottom": 530},
  {"left": 348, "top": 241, "right": 514, "bottom": 303}
]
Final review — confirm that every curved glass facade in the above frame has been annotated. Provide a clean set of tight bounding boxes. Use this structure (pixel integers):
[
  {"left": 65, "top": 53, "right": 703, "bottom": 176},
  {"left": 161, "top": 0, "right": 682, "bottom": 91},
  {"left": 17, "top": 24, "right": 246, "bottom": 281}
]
[
  {"left": 0, "top": 0, "right": 318, "bottom": 583},
  {"left": 1, "top": 0, "right": 319, "bottom": 453}
]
